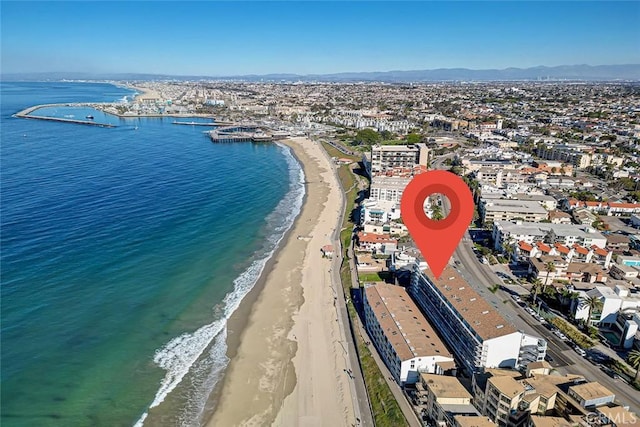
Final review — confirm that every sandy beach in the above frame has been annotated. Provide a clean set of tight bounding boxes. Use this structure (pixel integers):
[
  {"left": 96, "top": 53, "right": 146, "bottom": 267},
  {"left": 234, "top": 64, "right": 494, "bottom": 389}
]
[
  {"left": 127, "top": 85, "right": 161, "bottom": 102},
  {"left": 206, "top": 137, "right": 355, "bottom": 426}
]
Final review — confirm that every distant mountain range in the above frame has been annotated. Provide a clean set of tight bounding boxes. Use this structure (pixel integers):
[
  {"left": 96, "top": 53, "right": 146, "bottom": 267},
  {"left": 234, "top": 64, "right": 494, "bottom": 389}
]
[{"left": 3, "top": 64, "right": 639, "bottom": 82}]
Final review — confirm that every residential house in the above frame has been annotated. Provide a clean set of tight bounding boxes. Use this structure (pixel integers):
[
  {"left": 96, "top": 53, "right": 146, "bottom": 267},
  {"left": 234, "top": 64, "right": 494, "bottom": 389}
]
[
  {"left": 356, "top": 232, "right": 397, "bottom": 254},
  {"left": 606, "top": 234, "right": 631, "bottom": 254},
  {"left": 548, "top": 211, "right": 573, "bottom": 224}
]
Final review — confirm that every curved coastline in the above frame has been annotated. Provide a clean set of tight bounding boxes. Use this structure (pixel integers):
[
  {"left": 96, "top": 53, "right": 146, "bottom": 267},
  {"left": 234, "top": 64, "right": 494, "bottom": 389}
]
[
  {"left": 135, "top": 140, "right": 306, "bottom": 426},
  {"left": 205, "top": 137, "right": 354, "bottom": 427}
]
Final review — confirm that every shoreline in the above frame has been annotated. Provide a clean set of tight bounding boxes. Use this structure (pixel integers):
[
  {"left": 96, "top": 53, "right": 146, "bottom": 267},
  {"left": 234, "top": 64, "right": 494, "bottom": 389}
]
[
  {"left": 204, "top": 137, "right": 355, "bottom": 426},
  {"left": 199, "top": 141, "right": 309, "bottom": 421}
]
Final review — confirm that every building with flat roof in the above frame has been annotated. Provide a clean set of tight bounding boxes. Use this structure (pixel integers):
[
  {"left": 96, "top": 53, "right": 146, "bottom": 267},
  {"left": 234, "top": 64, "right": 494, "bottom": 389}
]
[
  {"left": 594, "top": 406, "right": 640, "bottom": 427},
  {"left": 480, "top": 199, "right": 549, "bottom": 226},
  {"left": 492, "top": 221, "right": 607, "bottom": 252},
  {"left": 369, "top": 176, "right": 411, "bottom": 203},
  {"left": 409, "top": 265, "right": 547, "bottom": 375},
  {"left": 528, "top": 416, "right": 575, "bottom": 427},
  {"left": 482, "top": 375, "right": 527, "bottom": 426},
  {"left": 473, "top": 369, "right": 591, "bottom": 427},
  {"left": 363, "top": 283, "right": 455, "bottom": 384},
  {"left": 417, "top": 373, "right": 479, "bottom": 425},
  {"left": 370, "top": 143, "right": 429, "bottom": 175},
  {"left": 454, "top": 415, "right": 497, "bottom": 427},
  {"left": 567, "top": 382, "right": 615, "bottom": 409}
]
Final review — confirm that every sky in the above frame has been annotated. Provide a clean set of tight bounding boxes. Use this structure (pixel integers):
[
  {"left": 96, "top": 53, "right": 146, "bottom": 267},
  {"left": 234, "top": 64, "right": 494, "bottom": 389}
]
[{"left": 1, "top": 1, "right": 639, "bottom": 76}]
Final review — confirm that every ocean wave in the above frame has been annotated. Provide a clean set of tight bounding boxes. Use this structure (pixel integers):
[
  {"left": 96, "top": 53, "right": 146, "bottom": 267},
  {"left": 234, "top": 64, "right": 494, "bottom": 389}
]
[{"left": 134, "top": 142, "right": 305, "bottom": 427}]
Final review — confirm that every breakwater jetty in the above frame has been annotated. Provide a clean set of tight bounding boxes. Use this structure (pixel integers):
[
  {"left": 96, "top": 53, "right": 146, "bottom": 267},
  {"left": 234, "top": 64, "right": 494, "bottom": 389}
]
[{"left": 13, "top": 103, "right": 116, "bottom": 128}]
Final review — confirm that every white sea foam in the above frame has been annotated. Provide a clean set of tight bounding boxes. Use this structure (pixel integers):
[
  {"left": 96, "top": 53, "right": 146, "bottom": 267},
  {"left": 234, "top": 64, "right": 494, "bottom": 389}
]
[{"left": 133, "top": 142, "right": 305, "bottom": 426}]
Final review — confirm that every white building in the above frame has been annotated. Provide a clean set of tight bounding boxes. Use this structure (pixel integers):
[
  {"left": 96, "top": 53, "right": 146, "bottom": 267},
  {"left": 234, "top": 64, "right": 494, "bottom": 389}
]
[
  {"left": 409, "top": 265, "right": 546, "bottom": 375},
  {"left": 370, "top": 144, "right": 429, "bottom": 175},
  {"left": 572, "top": 285, "right": 640, "bottom": 327},
  {"left": 369, "top": 176, "right": 411, "bottom": 203},
  {"left": 360, "top": 199, "right": 401, "bottom": 224},
  {"left": 492, "top": 221, "right": 607, "bottom": 252},
  {"left": 480, "top": 199, "right": 549, "bottom": 226},
  {"left": 363, "top": 283, "right": 455, "bottom": 384}
]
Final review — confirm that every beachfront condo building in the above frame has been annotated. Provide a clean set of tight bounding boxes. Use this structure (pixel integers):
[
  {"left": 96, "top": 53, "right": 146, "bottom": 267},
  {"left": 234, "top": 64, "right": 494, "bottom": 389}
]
[
  {"left": 409, "top": 265, "right": 547, "bottom": 375},
  {"left": 362, "top": 282, "right": 455, "bottom": 384},
  {"left": 370, "top": 143, "right": 429, "bottom": 176}
]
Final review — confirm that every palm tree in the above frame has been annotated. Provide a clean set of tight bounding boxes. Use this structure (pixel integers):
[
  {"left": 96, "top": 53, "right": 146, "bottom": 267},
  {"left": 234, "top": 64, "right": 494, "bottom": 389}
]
[
  {"left": 579, "top": 295, "right": 603, "bottom": 326},
  {"left": 543, "top": 261, "right": 555, "bottom": 293},
  {"left": 627, "top": 350, "right": 640, "bottom": 383},
  {"left": 558, "top": 288, "right": 579, "bottom": 307},
  {"left": 502, "top": 242, "right": 515, "bottom": 263},
  {"left": 531, "top": 279, "right": 543, "bottom": 304}
]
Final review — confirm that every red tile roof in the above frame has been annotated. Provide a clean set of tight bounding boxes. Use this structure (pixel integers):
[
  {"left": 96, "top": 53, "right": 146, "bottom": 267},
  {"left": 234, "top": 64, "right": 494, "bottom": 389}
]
[
  {"left": 357, "top": 232, "right": 396, "bottom": 244},
  {"left": 554, "top": 243, "right": 571, "bottom": 254},
  {"left": 572, "top": 244, "right": 589, "bottom": 255},
  {"left": 518, "top": 241, "right": 534, "bottom": 252},
  {"left": 590, "top": 245, "right": 608, "bottom": 257},
  {"left": 536, "top": 241, "right": 552, "bottom": 253}
]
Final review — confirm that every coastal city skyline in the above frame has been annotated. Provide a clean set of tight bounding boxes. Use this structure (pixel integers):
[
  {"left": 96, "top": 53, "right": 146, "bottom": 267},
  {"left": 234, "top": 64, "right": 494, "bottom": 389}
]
[{"left": 2, "top": 1, "right": 640, "bottom": 76}]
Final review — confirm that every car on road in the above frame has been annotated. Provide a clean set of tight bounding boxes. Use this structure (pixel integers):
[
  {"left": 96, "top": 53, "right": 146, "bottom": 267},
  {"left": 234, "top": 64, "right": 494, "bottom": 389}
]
[
  {"left": 574, "top": 347, "right": 587, "bottom": 357},
  {"left": 511, "top": 295, "right": 522, "bottom": 302},
  {"left": 553, "top": 330, "right": 568, "bottom": 340},
  {"left": 545, "top": 354, "right": 554, "bottom": 363}
]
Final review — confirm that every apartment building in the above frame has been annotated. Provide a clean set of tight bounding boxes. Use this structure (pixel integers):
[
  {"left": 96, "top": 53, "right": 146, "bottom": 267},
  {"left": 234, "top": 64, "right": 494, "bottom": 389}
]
[
  {"left": 360, "top": 199, "right": 401, "bottom": 224},
  {"left": 480, "top": 200, "right": 549, "bottom": 226},
  {"left": 492, "top": 221, "right": 607, "bottom": 252},
  {"left": 417, "top": 373, "right": 479, "bottom": 425},
  {"left": 567, "top": 382, "right": 615, "bottom": 409},
  {"left": 537, "top": 144, "right": 593, "bottom": 169},
  {"left": 454, "top": 415, "right": 497, "bottom": 427},
  {"left": 369, "top": 176, "right": 411, "bottom": 203},
  {"left": 476, "top": 168, "right": 527, "bottom": 188},
  {"left": 363, "top": 283, "right": 455, "bottom": 384},
  {"left": 409, "top": 265, "right": 547, "bottom": 375},
  {"left": 482, "top": 375, "right": 527, "bottom": 426},
  {"left": 370, "top": 143, "right": 429, "bottom": 175},
  {"left": 473, "top": 369, "right": 599, "bottom": 427}
]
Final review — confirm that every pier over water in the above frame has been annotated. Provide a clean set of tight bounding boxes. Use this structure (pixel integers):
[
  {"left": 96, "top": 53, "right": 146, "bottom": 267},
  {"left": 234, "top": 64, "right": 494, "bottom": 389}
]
[{"left": 208, "top": 123, "right": 276, "bottom": 143}]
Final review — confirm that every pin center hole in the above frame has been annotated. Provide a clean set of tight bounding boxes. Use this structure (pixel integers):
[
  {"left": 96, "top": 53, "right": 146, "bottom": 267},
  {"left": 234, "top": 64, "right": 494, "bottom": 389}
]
[{"left": 423, "top": 193, "right": 450, "bottom": 221}]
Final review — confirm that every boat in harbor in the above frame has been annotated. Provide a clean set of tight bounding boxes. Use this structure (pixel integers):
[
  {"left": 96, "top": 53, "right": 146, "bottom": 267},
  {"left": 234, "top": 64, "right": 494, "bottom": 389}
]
[{"left": 86, "top": 115, "right": 94, "bottom": 120}]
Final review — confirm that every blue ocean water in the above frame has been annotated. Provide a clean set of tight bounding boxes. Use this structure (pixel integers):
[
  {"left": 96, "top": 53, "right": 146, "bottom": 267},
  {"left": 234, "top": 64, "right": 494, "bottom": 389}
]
[{"left": 0, "top": 82, "right": 304, "bottom": 426}]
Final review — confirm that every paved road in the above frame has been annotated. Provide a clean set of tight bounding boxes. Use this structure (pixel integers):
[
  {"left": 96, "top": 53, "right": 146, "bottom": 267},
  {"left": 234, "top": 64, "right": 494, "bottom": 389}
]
[{"left": 432, "top": 158, "right": 640, "bottom": 413}]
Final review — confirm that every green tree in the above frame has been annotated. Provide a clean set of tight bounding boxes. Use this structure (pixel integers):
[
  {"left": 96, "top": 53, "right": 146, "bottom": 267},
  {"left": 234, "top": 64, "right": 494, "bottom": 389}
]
[
  {"left": 543, "top": 261, "right": 556, "bottom": 292},
  {"left": 353, "top": 128, "right": 381, "bottom": 146},
  {"left": 579, "top": 295, "right": 603, "bottom": 325},
  {"left": 502, "top": 242, "right": 515, "bottom": 263},
  {"left": 406, "top": 133, "right": 421, "bottom": 144},
  {"left": 531, "top": 279, "right": 543, "bottom": 304},
  {"left": 380, "top": 130, "right": 393, "bottom": 140},
  {"left": 627, "top": 350, "right": 640, "bottom": 383},
  {"left": 558, "top": 288, "right": 579, "bottom": 307},
  {"left": 431, "top": 203, "right": 444, "bottom": 221}
]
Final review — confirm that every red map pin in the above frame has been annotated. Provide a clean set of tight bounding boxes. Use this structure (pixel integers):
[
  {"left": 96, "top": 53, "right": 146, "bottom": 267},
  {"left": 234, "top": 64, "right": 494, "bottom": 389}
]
[{"left": 401, "top": 170, "right": 474, "bottom": 279}]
